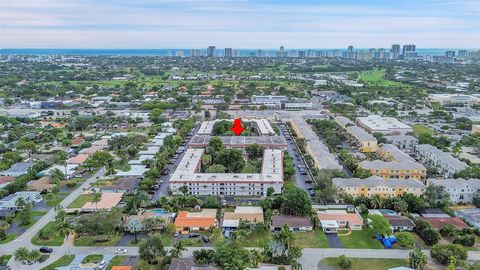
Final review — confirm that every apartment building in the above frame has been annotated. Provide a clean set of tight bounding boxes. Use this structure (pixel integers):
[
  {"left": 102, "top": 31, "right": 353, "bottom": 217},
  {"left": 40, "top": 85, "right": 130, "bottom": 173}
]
[
  {"left": 333, "top": 176, "right": 426, "bottom": 198},
  {"left": 384, "top": 135, "right": 418, "bottom": 151},
  {"left": 415, "top": 144, "right": 469, "bottom": 178},
  {"left": 359, "top": 160, "right": 427, "bottom": 180},
  {"left": 427, "top": 178, "right": 480, "bottom": 204},
  {"left": 335, "top": 116, "right": 378, "bottom": 152},
  {"left": 169, "top": 148, "right": 283, "bottom": 196}
]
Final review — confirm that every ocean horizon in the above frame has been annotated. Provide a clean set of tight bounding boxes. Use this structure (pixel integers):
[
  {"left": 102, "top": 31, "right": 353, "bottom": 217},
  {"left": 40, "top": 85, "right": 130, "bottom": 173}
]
[{"left": 0, "top": 48, "right": 473, "bottom": 57}]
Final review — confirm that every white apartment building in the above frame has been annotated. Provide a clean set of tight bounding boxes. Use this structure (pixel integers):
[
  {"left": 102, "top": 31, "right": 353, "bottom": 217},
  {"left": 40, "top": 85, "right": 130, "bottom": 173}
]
[
  {"left": 197, "top": 119, "right": 275, "bottom": 136},
  {"left": 415, "top": 144, "right": 469, "bottom": 178},
  {"left": 428, "top": 94, "right": 480, "bottom": 106},
  {"left": 251, "top": 95, "right": 288, "bottom": 108},
  {"left": 427, "top": 178, "right": 480, "bottom": 204},
  {"left": 385, "top": 135, "right": 419, "bottom": 151},
  {"left": 169, "top": 148, "right": 283, "bottom": 196}
]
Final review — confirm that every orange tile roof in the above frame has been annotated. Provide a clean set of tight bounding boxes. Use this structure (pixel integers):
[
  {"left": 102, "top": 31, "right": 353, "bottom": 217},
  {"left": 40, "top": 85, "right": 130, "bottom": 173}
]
[
  {"left": 71, "top": 137, "right": 85, "bottom": 146},
  {"left": 317, "top": 212, "right": 363, "bottom": 226},
  {"left": 67, "top": 153, "right": 90, "bottom": 164},
  {"left": 174, "top": 211, "right": 216, "bottom": 228},
  {"left": 82, "top": 193, "right": 123, "bottom": 210},
  {"left": 111, "top": 267, "right": 132, "bottom": 270},
  {"left": 49, "top": 122, "right": 65, "bottom": 128},
  {"left": 419, "top": 217, "right": 470, "bottom": 230}
]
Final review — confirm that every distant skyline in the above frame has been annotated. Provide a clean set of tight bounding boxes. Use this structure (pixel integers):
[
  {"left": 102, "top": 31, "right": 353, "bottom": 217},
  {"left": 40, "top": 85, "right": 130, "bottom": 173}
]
[{"left": 1, "top": 0, "right": 479, "bottom": 49}]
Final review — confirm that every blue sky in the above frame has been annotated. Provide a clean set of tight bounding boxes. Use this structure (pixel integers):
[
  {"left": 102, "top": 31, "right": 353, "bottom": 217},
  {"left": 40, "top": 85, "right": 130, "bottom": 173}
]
[{"left": 1, "top": 0, "right": 479, "bottom": 48}]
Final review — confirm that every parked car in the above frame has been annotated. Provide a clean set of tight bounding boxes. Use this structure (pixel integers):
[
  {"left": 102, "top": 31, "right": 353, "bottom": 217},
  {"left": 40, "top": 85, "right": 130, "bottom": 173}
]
[
  {"left": 97, "top": 260, "right": 107, "bottom": 270},
  {"left": 202, "top": 235, "right": 210, "bottom": 243},
  {"left": 39, "top": 247, "right": 53, "bottom": 253},
  {"left": 174, "top": 231, "right": 180, "bottom": 237},
  {"left": 115, "top": 248, "right": 128, "bottom": 254},
  {"left": 188, "top": 233, "right": 200, "bottom": 238},
  {"left": 152, "top": 185, "right": 160, "bottom": 190},
  {"left": 161, "top": 168, "right": 170, "bottom": 175}
]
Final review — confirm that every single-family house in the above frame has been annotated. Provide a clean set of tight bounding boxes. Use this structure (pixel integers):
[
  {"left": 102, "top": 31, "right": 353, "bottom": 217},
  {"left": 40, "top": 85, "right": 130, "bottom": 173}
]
[
  {"left": 270, "top": 215, "right": 313, "bottom": 232},
  {"left": 174, "top": 209, "right": 217, "bottom": 232}
]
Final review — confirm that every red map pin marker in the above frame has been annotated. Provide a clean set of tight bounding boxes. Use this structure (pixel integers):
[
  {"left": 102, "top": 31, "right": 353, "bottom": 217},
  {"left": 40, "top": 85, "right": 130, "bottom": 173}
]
[{"left": 231, "top": 118, "right": 245, "bottom": 136}]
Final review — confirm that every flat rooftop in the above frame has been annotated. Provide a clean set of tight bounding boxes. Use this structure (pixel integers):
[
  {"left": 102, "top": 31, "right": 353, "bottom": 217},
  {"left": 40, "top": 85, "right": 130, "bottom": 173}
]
[
  {"left": 170, "top": 148, "right": 283, "bottom": 183},
  {"left": 197, "top": 119, "right": 275, "bottom": 136},
  {"left": 288, "top": 114, "right": 341, "bottom": 170},
  {"left": 356, "top": 115, "right": 412, "bottom": 132},
  {"left": 190, "top": 135, "right": 287, "bottom": 148}
]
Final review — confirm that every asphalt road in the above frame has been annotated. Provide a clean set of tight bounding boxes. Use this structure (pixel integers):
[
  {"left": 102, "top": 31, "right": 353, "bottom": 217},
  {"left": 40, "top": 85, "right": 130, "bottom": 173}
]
[
  {"left": 276, "top": 123, "right": 313, "bottom": 193},
  {"left": 151, "top": 124, "right": 200, "bottom": 201},
  {"left": 3, "top": 244, "right": 480, "bottom": 270}
]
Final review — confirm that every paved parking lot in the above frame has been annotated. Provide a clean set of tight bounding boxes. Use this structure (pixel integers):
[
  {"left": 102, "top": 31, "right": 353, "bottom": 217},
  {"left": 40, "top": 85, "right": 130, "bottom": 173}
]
[{"left": 277, "top": 123, "right": 313, "bottom": 193}]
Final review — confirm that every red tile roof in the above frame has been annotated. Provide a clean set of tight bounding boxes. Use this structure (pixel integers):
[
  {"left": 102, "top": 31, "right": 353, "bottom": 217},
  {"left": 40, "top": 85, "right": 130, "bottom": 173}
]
[{"left": 419, "top": 217, "right": 470, "bottom": 230}]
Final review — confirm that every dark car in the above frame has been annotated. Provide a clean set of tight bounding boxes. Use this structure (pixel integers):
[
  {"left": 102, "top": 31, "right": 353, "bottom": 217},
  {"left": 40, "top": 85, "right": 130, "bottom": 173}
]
[
  {"left": 152, "top": 185, "right": 160, "bottom": 190},
  {"left": 161, "top": 168, "right": 170, "bottom": 175},
  {"left": 39, "top": 247, "right": 53, "bottom": 253},
  {"left": 147, "top": 190, "right": 155, "bottom": 194},
  {"left": 202, "top": 236, "right": 210, "bottom": 243},
  {"left": 188, "top": 233, "right": 200, "bottom": 238}
]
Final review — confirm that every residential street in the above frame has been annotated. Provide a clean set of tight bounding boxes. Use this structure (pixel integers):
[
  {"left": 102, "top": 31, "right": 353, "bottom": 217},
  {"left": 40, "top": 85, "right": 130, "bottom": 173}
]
[
  {"left": 3, "top": 244, "right": 480, "bottom": 270},
  {"left": 1, "top": 168, "right": 105, "bottom": 268}
]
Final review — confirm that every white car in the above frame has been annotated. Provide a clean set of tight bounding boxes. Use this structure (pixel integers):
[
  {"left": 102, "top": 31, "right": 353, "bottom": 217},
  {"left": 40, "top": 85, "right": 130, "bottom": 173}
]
[{"left": 115, "top": 248, "right": 128, "bottom": 254}]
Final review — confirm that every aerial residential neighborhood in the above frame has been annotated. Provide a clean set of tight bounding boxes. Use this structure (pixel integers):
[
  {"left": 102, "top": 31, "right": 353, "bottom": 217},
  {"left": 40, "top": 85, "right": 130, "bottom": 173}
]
[{"left": 1, "top": 1, "right": 480, "bottom": 270}]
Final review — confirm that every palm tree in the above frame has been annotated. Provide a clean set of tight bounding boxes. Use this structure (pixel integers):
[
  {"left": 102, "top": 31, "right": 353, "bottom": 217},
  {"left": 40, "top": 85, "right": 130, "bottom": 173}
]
[
  {"left": 250, "top": 249, "right": 264, "bottom": 267},
  {"left": 273, "top": 224, "right": 295, "bottom": 249},
  {"left": 27, "top": 250, "right": 41, "bottom": 263},
  {"left": 92, "top": 192, "right": 102, "bottom": 211},
  {"left": 56, "top": 220, "right": 74, "bottom": 240},
  {"left": 50, "top": 168, "right": 65, "bottom": 184},
  {"left": 170, "top": 240, "right": 187, "bottom": 258},
  {"left": 409, "top": 248, "right": 427, "bottom": 270},
  {"left": 14, "top": 247, "right": 30, "bottom": 263},
  {"left": 370, "top": 194, "right": 384, "bottom": 209}
]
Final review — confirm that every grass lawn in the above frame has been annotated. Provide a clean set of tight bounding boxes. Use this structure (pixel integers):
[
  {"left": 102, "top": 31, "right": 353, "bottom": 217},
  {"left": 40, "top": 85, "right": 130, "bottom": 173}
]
[
  {"left": 0, "top": 233, "right": 17, "bottom": 244},
  {"left": 82, "top": 254, "right": 103, "bottom": 263},
  {"left": 74, "top": 234, "right": 122, "bottom": 246},
  {"left": 106, "top": 255, "right": 126, "bottom": 270},
  {"left": 321, "top": 258, "right": 408, "bottom": 270},
  {"left": 295, "top": 230, "right": 329, "bottom": 248},
  {"left": 68, "top": 194, "right": 96, "bottom": 208},
  {"left": 41, "top": 255, "right": 75, "bottom": 270},
  {"left": 412, "top": 124, "right": 434, "bottom": 137},
  {"left": 237, "top": 229, "right": 271, "bottom": 247},
  {"left": 358, "top": 69, "right": 404, "bottom": 87},
  {"left": 31, "top": 221, "right": 65, "bottom": 246},
  {"left": 0, "top": 255, "right": 12, "bottom": 266},
  {"left": 339, "top": 230, "right": 384, "bottom": 249},
  {"left": 134, "top": 259, "right": 160, "bottom": 270},
  {"left": 12, "top": 211, "right": 47, "bottom": 228},
  {"left": 46, "top": 192, "right": 69, "bottom": 207}
]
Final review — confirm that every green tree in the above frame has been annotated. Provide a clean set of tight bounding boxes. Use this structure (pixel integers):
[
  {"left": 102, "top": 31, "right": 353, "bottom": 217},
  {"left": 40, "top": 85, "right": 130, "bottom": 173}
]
[
  {"left": 139, "top": 236, "right": 167, "bottom": 264},
  {"left": 193, "top": 249, "right": 215, "bottom": 266},
  {"left": 368, "top": 214, "right": 390, "bottom": 236},
  {"left": 338, "top": 255, "right": 353, "bottom": 268},
  {"left": 409, "top": 248, "right": 427, "bottom": 270},
  {"left": 430, "top": 244, "right": 467, "bottom": 266},
  {"left": 170, "top": 240, "right": 187, "bottom": 258},
  {"left": 396, "top": 232, "right": 415, "bottom": 247},
  {"left": 369, "top": 194, "right": 384, "bottom": 209},
  {"left": 16, "top": 140, "right": 37, "bottom": 157},
  {"left": 205, "top": 164, "right": 227, "bottom": 173},
  {"left": 53, "top": 150, "right": 69, "bottom": 178},
  {"left": 280, "top": 186, "right": 312, "bottom": 216}
]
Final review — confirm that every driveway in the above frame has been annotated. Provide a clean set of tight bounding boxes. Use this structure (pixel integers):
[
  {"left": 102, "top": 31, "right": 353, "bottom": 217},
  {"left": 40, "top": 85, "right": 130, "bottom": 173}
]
[
  {"left": 325, "top": 233, "right": 343, "bottom": 248},
  {"left": 116, "top": 232, "right": 148, "bottom": 246}
]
